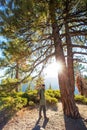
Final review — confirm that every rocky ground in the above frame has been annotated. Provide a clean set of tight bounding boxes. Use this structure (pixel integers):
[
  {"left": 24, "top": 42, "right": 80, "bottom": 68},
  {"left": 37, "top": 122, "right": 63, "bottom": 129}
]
[{"left": 0, "top": 103, "right": 87, "bottom": 130}]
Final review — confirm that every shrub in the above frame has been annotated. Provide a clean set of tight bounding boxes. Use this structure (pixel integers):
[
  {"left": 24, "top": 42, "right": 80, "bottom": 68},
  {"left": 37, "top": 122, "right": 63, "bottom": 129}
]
[
  {"left": 22, "top": 92, "right": 30, "bottom": 102},
  {"left": 83, "top": 98, "right": 87, "bottom": 104},
  {"left": 28, "top": 90, "right": 38, "bottom": 102},
  {"left": 53, "top": 90, "right": 61, "bottom": 99},
  {"left": 75, "top": 95, "right": 87, "bottom": 104},
  {"left": 46, "top": 89, "right": 61, "bottom": 100},
  {"left": 50, "top": 97, "right": 58, "bottom": 104},
  {"left": 45, "top": 95, "right": 58, "bottom": 105},
  {"left": 13, "top": 97, "right": 27, "bottom": 110},
  {"left": 1, "top": 96, "right": 14, "bottom": 110},
  {"left": 0, "top": 92, "right": 28, "bottom": 111},
  {"left": 22, "top": 90, "right": 38, "bottom": 103},
  {"left": 75, "top": 95, "right": 84, "bottom": 103},
  {"left": 45, "top": 95, "right": 51, "bottom": 104},
  {"left": 29, "top": 101, "right": 35, "bottom": 107},
  {"left": 10, "top": 92, "right": 24, "bottom": 98},
  {"left": 46, "top": 89, "right": 54, "bottom": 96}
]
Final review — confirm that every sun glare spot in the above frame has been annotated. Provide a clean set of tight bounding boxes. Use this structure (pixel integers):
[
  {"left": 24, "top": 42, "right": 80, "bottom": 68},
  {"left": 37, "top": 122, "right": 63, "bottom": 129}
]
[
  {"left": 56, "top": 62, "right": 63, "bottom": 73},
  {"left": 44, "top": 62, "right": 63, "bottom": 78}
]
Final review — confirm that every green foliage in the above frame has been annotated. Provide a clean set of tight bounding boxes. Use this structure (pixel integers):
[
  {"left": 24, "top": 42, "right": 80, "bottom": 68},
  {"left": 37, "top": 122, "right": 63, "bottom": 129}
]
[
  {"left": 56, "top": 0, "right": 62, "bottom": 2},
  {"left": 22, "top": 90, "right": 38, "bottom": 103},
  {"left": 35, "top": 76, "right": 44, "bottom": 89},
  {"left": 45, "top": 89, "right": 60, "bottom": 105},
  {"left": 13, "top": 97, "right": 27, "bottom": 110},
  {"left": 0, "top": 96, "right": 14, "bottom": 110},
  {"left": 13, "top": 92, "right": 23, "bottom": 97},
  {"left": 75, "top": 95, "right": 87, "bottom": 104},
  {"left": 46, "top": 95, "right": 58, "bottom": 105},
  {"left": 29, "top": 101, "right": 35, "bottom": 107},
  {"left": 74, "top": 63, "right": 87, "bottom": 75},
  {"left": 83, "top": 98, "right": 87, "bottom": 104},
  {"left": 23, "top": 89, "right": 60, "bottom": 106},
  {"left": 53, "top": 90, "right": 61, "bottom": 99},
  {"left": 0, "top": 38, "right": 32, "bottom": 92},
  {"left": 46, "top": 89, "right": 61, "bottom": 99},
  {"left": 1, "top": 89, "right": 87, "bottom": 116},
  {"left": 46, "top": 90, "right": 55, "bottom": 97},
  {"left": 0, "top": 92, "right": 27, "bottom": 112},
  {"left": 1, "top": 78, "right": 18, "bottom": 91}
]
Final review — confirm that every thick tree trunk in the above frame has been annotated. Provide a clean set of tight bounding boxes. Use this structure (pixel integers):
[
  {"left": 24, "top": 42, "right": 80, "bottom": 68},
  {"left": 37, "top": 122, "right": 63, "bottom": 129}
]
[
  {"left": 76, "top": 75, "right": 87, "bottom": 97},
  {"left": 49, "top": 0, "right": 80, "bottom": 118},
  {"left": 64, "top": 10, "right": 75, "bottom": 94},
  {"left": 15, "top": 62, "right": 19, "bottom": 92},
  {"left": 58, "top": 70, "right": 79, "bottom": 118}
]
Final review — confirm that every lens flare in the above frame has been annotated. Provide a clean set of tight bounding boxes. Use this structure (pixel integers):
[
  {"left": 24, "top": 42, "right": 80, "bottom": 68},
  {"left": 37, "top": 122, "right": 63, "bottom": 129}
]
[{"left": 44, "top": 62, "right": 63, "bottom": 78}]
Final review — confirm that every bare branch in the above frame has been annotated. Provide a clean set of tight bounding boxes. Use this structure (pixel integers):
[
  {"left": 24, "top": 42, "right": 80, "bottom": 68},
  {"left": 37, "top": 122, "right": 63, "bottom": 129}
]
[
  {"left": 74, "top": 58, "right": 87, "bottom": 64},
  {"left": 61, "top": 30, "right": 87, "bottom": 38},
  {"left": 72, "top": 44, "right": 87, "bottom": 49},
  {"left": 73, "top": 52, "right": 87, "bottom": 55}
]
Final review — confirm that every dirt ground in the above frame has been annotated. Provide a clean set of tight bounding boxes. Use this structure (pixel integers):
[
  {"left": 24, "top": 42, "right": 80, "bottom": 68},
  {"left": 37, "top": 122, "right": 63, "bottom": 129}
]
[{"left": 0, "top": 102, "right": 87, "bottom": 130}]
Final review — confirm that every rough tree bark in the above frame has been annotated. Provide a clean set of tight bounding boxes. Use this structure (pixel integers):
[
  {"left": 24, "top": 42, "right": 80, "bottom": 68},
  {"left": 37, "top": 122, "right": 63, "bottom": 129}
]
[
  {"left": 49, "top": 0, "right": 80, "bottom": 118},
  {"left": 76, "top": 75, "right": 87, "bottom": 97},
  {"left": 64, "top": 1, "right": 75, "bottom": 95},
  {"left": 15, "top": 62, "right": 19, "bottom": 92}
]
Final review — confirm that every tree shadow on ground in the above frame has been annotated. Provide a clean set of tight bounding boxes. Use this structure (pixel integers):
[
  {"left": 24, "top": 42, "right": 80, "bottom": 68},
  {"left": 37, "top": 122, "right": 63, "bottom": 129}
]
[
  {"left": 32, "top": 117, "right": 49, "bottom": 130},
  {"left": 0, "top": 108, "right": 16, "bottom": 130},
  {"left": 47, "top": 104, "right": 58, "bottom": 112},
  {"left": 0, "top": 120, "right": 7, "bottom": 130},
  {"left": 64, "top": 115, "right": 87, "bottom": 130}
]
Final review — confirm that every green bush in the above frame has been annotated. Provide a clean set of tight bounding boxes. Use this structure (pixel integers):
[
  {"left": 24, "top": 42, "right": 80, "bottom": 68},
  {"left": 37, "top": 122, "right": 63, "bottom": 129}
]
[
  {"left": 45, "top": 95, "right": 51, "bottom": 104},
  {"left": 0, "top": 91, "right": 8, "bottom": 97},
  {"left": 13, "top": 97, "right": 27, "bottom": 110},
  {"left": 22, "top": 90, "right": 38, "bottom": 103},
  {"left": 1, "top": 96, "right": 14, "bottom": 110},
  {"left": 29, "top": 101, "right": 35, "bottom": 107},
  {"left": 83, "top": 98, "right": 87, "bottom": 104},
  {"left": 75, "top": 95, "right": 84, "bottom": 102},
  {"left": 53, "top": 90, "right": 61, "bottom": 99},
  {"left": 10, "top": 92, "right": 24, "bottom": 98},
  {"left": 22, "top": 92, "right": 30, "bottom": 102},
  {"left": 46, "top": 95, "right": 58, "bottom": 105},
  {"left": 75, "top": 95, "right": 87, "bottom": 104},
  {"left": 46, "top": 89, "right": 61, "bottom": 100},
  {"left": 2, "top": 89, "right": 87, "bottom": 114},
  {"left": 50, "top": 97, "right": 58, "bottom": 104},
  {"left": 46, "top": 91, "right": 55, "bottom": 97},
  {"left": 28, "top": 90, "right": 38, "bottom": 102},
  {"left": 0, "top": 92, "right": 27, "bottom": 111}
]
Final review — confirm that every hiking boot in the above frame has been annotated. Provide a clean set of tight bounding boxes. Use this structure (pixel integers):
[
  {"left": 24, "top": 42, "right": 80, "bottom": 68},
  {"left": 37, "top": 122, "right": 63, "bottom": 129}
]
[
  {"left": 39, "top": 115, "right": 42, "bottom": 119},
  {"left": 44, "top": 116, "right": 49, "bottom": 120}
]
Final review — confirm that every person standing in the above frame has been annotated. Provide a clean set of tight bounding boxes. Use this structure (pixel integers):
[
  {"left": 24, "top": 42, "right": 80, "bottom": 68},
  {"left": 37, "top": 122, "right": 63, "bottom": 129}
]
[{"left": 38, "top": 84, "right": 48, "bottom": 119}]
